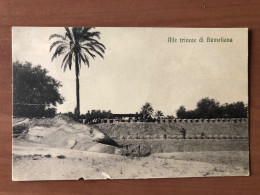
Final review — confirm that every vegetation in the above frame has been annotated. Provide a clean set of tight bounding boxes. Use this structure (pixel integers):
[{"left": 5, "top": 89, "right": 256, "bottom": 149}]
[
  {"left": 140, "top": 102, "right": 154, "bottom": 121},
  {"left": 154, "top": 110, "right": 164, "bottom": 119},
  {"left": 63, "top": 109, "right": 113, "bottom": 121},
  {"left": 176, "top": 97, "right": 248, "bottom": 119},
  {"left": 85, "top": 110, "right": 113, "bottom": 121},
  {"left": 64, "top": 97, "right": 247, "bottom": 122},
  {"left": 13, "top": 61, "right": 64, "bottom": 117},
  {"left": 49, "top": 27, "right": 106, "bottom": 118}
]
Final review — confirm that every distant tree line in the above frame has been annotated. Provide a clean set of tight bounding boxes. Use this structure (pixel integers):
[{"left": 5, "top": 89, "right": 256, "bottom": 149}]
[
  {"left": 176, "top": 97, "right": 248, "bottom": 119},
  {"left": 64, "top": 110, "right": 113, "bottom": 121},
  {"left": 66, "top": 103, "right": 173, "bottom": 123},
  {"left": 85, "top": 110, "right": 113, "bottom": 120}
]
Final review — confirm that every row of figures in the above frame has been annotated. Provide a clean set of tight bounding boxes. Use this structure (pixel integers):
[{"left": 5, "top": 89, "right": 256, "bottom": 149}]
[
  {"left": 81, "top": 118, "right": 248, "bottom": 124},
  {"left": 179, "top": 128, "right": 206, "bottom": 139}
]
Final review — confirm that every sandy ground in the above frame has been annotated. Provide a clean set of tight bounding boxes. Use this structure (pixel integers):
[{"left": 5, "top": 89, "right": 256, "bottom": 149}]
[{"left": 12, "top": 139, "right": 249, "bottom": 181}]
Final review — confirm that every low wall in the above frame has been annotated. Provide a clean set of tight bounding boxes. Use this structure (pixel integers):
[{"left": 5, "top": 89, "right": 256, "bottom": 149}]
[
  {"left": 93, "top": 118, "right": 249, "bottom": 140},
  {"left": 85, "top": 118, "right": 248, "bottom": 124}
]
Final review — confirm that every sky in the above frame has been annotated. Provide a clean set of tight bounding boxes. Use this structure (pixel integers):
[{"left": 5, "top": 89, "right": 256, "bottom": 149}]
[{"left": 12, "top": 27, "right": 248, "bottom": 116}]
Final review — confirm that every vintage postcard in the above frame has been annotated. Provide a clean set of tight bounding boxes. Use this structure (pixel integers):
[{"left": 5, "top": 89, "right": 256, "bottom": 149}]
[{"left": 12, "top": 27, "right": 249, "bottom": 181}]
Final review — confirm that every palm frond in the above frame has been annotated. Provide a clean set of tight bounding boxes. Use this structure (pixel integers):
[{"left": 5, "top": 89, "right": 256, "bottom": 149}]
[
  {"left": 63, "top": 59, "right": 68, "bottom": 72},
  {"left": 93, "top": 44, "right": 105, "bottom": 53},
  {"left": 64, "top": 27, "right": 74, "bottom": 42},
  {"left": 81, "top": 47, "right": 96, "bottom": 59},
  {"left": 63, "top": 53, "right": 72, "bottom": 71},
  {"left": 61, "top": 52, "right": 70, "bottom": 69},
  {"left": 80, "top": 27, "right": 92, "bottom": 35},
  {"left": 50, "top": 40, "right": 68, "bottom": 52},
  {"left": 88, "top": 45, "right": 104, "bottom": 59},
  {"left": 72, "top": 27, "right": 83, "bottom": 42},
  {"left": 79, "top": 31, "right": 101, "bottom": 43},
  {"left": 51, "top": 44, "right": 68, "bottom": 61},
  {"left": 85, "top": 31, "right": 100, "bottom": 39},
  {"left": 79, "top": 52, "right": 90, "bottom": 67},
  {"left": 78, "top": 28, "right": 95, "bottom": 42},
  {"left": 49, "top": 34, "right": 66, "bottom": 40},
  {"left": 93, "top": 40, "right": 106, "bottom": 49},
  {"left": 83, "top": 38, "right": 106, "bottom": 49}
]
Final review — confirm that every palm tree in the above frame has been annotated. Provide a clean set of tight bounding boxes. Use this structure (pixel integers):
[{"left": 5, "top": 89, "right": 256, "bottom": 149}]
[
  {"left": 49, "top": 27, "right": 105, "bottom": 117},
  {"left": 154, "top": 110, "right": 164, "bottom": 119},
  {"left": 140, "top": 102, "right": 154, "bottom": 121}
]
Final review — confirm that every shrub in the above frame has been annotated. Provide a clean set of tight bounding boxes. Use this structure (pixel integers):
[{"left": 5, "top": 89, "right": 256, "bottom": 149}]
[
  {"left": 57, "top": 155, "right": 65, "bottom": 159},
  {"left": 13, "top": 123, "right": 28, "bottom": 135}
]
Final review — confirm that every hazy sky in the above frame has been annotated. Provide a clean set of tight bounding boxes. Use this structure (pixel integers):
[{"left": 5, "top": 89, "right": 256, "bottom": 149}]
[{"left": 12, "top": 27, "right": 248, "bottom": 116}]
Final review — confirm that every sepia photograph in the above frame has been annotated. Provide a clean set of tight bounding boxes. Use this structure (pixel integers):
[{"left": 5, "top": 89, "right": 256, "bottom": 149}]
[{"left": 12, "top": 27, "right": 249, "bottom": 181}]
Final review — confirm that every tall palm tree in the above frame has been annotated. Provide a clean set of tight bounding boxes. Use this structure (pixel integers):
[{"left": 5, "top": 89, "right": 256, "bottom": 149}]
[{"left": 49, "top": 27, "right": 106, "bottom": 117}]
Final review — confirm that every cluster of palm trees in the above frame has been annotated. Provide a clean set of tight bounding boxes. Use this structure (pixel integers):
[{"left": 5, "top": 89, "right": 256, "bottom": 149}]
[
  {"left": 140, "top": 102, "right": 166, "bottom": 120},
  {"left": 50, "top": 27, "right": 106, "bottom": 118}
]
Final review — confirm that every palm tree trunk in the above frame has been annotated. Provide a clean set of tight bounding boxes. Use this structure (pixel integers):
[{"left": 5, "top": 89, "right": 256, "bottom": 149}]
[{"left": 75, "top": 54, "right": 80, "bottom": 118}]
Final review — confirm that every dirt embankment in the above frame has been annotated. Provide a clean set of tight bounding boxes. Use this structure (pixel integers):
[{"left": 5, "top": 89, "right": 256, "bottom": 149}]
[
  {"left": 13, "top": 116, "right": 249, "bottom": 157},
  {"left": 93, "top": 122, "right": 249, "bottom": 155},
  {"left": 13, "top": 115, "right": 120, "bottom": 155},
  {"left": 93, "top": 121, "right": 248, "bottom": 140}
]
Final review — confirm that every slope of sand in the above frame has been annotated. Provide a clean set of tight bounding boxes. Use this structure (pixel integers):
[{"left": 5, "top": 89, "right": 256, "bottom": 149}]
[{"left": 13, "top": 115, "right": 120, "bottom": 154}]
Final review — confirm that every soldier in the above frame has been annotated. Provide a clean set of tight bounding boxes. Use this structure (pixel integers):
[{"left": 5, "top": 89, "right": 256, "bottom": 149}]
[{"left": 180, "top": 127, "right": 186, "bottom": 139}]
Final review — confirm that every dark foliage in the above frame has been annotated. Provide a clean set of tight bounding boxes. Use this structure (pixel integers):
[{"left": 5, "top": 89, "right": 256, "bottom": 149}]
[
  {"left": 140, "top": 102, "right": 154, "bottom": 121},
  {"left": 166, "top": 115, "right": 174, "bottom": 119},
  {"left": 85, "top": 110, "right": 113, "bottom": 121},
  {"left": 13, "top": 61, "right": 64, "bottom": 117},
  {"left": 176, "top": 97, "right": 248, "bottom": 119}
]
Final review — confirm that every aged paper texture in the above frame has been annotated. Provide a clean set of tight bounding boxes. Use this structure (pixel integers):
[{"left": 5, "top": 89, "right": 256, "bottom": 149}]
[{"left": 12, "top": 27, "right": 249, "bottom": 180}]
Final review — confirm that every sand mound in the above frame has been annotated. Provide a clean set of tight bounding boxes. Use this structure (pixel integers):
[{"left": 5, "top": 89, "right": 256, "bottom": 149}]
[{"left": 13, "top": 115, "right": 120, "bottom": 154}]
